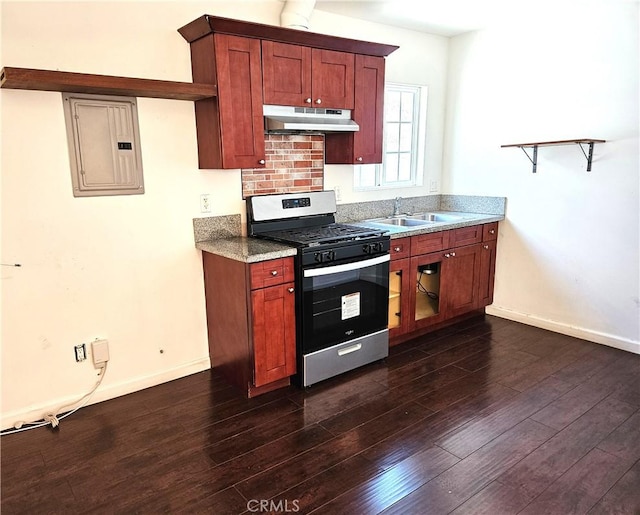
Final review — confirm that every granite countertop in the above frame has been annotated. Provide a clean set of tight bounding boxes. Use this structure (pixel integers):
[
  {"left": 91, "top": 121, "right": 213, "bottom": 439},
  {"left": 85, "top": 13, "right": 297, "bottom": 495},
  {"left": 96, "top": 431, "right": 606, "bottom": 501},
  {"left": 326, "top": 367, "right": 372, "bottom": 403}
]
[
  {"left": 352, "top": 212, "right": 505, "bottom": 239},
  {"left": 196, "top": 237, "right": 297, "bottom": 263},
  {"left": 194, "top": 195, "right": 506, "bottom": 263},
  {"left": 196, "top": 212, "right": 504, "bottom": 263}
]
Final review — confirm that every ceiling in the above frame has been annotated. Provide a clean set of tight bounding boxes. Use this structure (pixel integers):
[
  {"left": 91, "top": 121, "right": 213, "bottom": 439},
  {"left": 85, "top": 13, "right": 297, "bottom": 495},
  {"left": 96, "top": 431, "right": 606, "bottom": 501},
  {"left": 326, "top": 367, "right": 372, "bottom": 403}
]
[
  {"left": 313, "top": 0, "right": 505, "bottom": 37},
  {"left": 313, "top": 0, "right": 639, "bottom": 37}
]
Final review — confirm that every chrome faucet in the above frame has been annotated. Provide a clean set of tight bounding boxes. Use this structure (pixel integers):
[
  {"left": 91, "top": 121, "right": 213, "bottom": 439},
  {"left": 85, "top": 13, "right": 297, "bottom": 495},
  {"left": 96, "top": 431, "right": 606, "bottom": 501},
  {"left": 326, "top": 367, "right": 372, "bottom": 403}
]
[{"left": 393, "top": 196, "right": 402, "bottom": 216}]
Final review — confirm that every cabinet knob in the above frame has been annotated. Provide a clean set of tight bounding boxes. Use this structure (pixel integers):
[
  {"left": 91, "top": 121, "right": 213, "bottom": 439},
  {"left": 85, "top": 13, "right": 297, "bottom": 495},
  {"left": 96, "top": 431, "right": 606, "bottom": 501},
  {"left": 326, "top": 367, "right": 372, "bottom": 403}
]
[
  {"left": 315, "top": 98, "right": 322, "bottom": 104},
  {"left": 484, "top": 244, "right": 490, "bottom": 249},
  {"left": 356, "top": 157, "right": 363, "bottom": 162},
  {"left": 394, "top": 247, "right": 401, "bottom": 252},
  {"left": 288, "top": 287, "right": 294, "bottom": 293},
  {"left": 451, "top": 252, "right": 456, "bottom": 257},
  {"left": 305, "top": 98, "right": 312, "bottom": 104},
  {"left": 258, "top": 159, "right": 265, "bottom": 165},
  {"left": 271, "top": 270, "right": 278, "bottom": 276},
  {"left": 444, "top": 253, "right": 450, "bottom": 258},
  {"left": 489, "top": 229, "right": 495, "bottom": 234}
]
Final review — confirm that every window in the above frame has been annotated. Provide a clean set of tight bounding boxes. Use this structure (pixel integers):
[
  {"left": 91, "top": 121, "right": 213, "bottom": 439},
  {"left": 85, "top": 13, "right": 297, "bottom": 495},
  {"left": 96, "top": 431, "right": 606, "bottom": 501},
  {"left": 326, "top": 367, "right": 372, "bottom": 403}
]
[{"left": 354, "top": 83, "right": 427, "bottom": 190}]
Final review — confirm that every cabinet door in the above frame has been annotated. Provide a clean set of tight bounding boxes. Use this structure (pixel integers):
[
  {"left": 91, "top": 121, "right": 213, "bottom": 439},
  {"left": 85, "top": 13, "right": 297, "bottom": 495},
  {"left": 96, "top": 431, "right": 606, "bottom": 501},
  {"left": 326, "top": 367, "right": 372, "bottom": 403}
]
[
  {"left": 442, "top": 244, "right": 482, "bottom": 318},
  {"left": 477, "top": 240, "right": 497, "bottom": 308},
  {"left": 323, "top": 54, "right": 385, "bottom": 165},
  {"left": 311, "top": 49, "right": 355, "bottom": 109},
  {"left": 389, "top": 258, "right": 411, "bottom": 339},
  {"left": 251, "top": 282, "right": 296, "bottom": 387},
  {"left": 410, "top": 253, "right": 448, "bottom": 330},
  {"left": 352, "top": 55, "right": 385, "bottom": 164},
  {"left": 214, "top": 34, "right": 266, "bottom": 169},
  {"left": 262, "top": 41, "right": 312, "bottom": 106}
]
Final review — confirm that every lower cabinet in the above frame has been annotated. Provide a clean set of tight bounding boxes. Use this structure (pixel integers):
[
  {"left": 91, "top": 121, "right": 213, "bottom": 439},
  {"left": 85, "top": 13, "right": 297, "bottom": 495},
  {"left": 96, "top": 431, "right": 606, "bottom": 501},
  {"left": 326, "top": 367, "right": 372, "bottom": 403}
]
[
  {"left": 478, "top": 224, "right": 498, "bottom": 308},
  {"left": 410, "top": 243, "right": 482, "bottom": 331},
  {"left": 388, "top": 237, "right": 410, "bottom": 339},
  {"left": 389, "top": 222, "right": 499, "bottom": 344},
  {"left": 251, "top": 282, "right": 296, "bottom": 387},
  {"left": 389, "top": 257, "right": 411, "bottom": 339},
  {"left": 202, "top": 253, "right": 296, "bottom": 396}
]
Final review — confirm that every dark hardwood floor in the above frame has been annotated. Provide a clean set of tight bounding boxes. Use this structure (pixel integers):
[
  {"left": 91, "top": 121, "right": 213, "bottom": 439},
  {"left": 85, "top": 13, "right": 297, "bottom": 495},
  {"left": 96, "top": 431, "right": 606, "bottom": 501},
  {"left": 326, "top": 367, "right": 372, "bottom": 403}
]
[{"left": 2, "top": 315, "right": 640, "bottom": 514}]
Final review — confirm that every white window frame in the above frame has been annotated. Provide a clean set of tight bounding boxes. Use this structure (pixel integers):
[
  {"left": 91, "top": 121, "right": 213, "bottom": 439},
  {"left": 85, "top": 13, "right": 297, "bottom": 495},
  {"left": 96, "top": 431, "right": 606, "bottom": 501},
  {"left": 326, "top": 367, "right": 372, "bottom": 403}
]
[{"left": 354, "top": 83, "right": 427, "bottom": 191}]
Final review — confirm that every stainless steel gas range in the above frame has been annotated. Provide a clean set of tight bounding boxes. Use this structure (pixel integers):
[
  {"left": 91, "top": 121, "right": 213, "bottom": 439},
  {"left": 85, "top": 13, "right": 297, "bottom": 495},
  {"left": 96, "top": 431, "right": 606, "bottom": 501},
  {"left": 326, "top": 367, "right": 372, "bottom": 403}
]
[{"left": 247, "top": 190, "right": 390, "bottom": 387}]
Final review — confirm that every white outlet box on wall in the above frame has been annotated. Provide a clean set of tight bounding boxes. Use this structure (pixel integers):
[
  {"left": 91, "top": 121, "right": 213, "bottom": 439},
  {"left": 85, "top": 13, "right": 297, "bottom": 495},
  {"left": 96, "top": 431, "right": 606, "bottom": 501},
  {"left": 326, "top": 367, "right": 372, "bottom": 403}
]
[{"left": 200, "top": 194, "right": 211, "bottom": 213}]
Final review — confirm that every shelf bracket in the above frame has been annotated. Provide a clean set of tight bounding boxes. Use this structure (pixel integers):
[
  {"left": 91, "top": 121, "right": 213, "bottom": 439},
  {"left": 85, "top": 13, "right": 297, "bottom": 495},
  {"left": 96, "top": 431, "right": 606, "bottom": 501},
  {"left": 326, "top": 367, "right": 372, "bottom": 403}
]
[
  {"left": 520, "top": 145, "right": 538, "bottom": 173},
  {"left": 577, "top": 141, "right": 595, "bottom": 172}
]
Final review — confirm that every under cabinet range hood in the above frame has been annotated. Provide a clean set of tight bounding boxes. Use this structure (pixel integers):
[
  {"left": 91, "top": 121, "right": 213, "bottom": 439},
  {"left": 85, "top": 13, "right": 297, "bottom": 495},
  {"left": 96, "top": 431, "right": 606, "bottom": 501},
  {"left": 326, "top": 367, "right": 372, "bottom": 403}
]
[{"left": 263, "top": 104, "right": 359, "bottom": 132}]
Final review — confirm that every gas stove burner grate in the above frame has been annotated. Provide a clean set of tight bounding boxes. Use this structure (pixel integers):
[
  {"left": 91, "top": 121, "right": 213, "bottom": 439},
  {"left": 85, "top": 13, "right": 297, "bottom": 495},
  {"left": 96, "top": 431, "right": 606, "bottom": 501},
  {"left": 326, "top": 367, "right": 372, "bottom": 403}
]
[{"left": 263, "top": 223, "right": 384, "bottom": 246}]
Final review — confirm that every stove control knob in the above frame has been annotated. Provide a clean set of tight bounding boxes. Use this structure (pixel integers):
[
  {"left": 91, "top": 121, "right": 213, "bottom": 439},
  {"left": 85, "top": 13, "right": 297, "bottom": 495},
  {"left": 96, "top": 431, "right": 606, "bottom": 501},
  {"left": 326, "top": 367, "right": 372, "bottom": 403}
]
[
  {"left": 364, "top": 243, "right": 382, "bottom": 254},
  {"left": 314, "top": 253, "right": 323, "bottom": 263},
  {"left": 322, "top": 250, "right": 335, "bottom": 262}
]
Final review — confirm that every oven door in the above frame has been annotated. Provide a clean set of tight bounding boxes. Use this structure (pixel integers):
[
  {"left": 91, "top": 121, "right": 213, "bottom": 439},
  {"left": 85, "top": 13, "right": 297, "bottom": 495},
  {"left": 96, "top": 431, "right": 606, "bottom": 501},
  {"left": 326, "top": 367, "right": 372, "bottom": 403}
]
[{"left": 301, "top": 253, "right": 390, "bottom": 354}]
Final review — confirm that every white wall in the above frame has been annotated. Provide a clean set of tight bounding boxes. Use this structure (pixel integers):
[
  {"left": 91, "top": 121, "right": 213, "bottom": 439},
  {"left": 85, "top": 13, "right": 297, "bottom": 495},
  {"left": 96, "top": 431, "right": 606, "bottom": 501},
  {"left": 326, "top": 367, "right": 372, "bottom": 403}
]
[
  {"left": 443, "top": 2, "right": 640, "bottom": 351},
  {"left": 0, "top": 1, "right": 448, "bottom": 428}
]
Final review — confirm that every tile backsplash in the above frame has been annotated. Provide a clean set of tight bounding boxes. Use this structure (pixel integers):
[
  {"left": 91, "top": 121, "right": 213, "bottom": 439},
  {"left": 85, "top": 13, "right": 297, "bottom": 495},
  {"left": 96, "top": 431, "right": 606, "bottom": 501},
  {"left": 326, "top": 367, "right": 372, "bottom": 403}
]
[{"left": 241, "top": 134, "right": 324, "bottom": 198}]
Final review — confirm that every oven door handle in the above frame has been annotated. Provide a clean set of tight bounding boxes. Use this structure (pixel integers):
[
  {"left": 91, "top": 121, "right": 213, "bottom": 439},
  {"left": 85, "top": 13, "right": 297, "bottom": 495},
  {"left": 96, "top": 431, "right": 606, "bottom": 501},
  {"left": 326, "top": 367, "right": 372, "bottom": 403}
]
[{"left": 303, "top": 254, "right": 390, "bottom": 277}]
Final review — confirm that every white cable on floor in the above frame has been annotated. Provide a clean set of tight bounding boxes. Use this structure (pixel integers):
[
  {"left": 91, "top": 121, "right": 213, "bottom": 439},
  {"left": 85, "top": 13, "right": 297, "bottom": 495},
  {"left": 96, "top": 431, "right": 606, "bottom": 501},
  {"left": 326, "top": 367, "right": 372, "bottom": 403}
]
[{"left": 1, "top": 362, "right": 109, "bottom": 436}]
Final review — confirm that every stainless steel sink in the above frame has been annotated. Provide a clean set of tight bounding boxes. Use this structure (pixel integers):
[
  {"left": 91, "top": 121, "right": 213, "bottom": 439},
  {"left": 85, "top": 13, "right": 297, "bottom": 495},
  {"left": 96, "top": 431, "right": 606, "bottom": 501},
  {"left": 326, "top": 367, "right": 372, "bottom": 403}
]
[
  {"left": 408, "top": 212, "right": 466, "bottom": 222},
  {"left": 369, "top": 217, "right": 434, "bottom": 227},
  {"left": 364, "top": 211, "right": 472, "bottom": 228}
]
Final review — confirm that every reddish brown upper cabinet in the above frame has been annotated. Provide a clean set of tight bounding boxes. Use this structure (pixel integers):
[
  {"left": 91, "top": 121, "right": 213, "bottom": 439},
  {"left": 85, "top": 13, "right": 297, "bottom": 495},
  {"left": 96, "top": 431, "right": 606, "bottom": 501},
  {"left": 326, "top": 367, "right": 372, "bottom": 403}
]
[
  {"left": 311, "top": 48, "right": 355, "bottom": 109},
  {"left": 262, "top": 41, "right": 311, "bottom": 106},
  {"left": 189, "top": 33, "right": 266, "bottom": 170},
  {"left": 179, "top": 15, "right": 398, "bottom": 170},
  {"left": 325, "top": 55, "right": 385, "bottom": 165},
  {"left": 262, "top": 41, "right": 354, "bottom": 109}
]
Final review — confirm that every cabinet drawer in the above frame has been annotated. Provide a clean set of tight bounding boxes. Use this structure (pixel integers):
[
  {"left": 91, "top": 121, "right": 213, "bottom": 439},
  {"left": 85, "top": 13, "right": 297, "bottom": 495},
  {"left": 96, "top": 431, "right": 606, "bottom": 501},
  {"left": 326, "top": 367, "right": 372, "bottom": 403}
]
[
  {"left": 250, "top": 258, "right": 295, "bottom": 289},
  {"left": 411, "top": 231, "right": 450, "bottom": 256},
  {"left": 449, "top": 225, "right": 483, "bottom": 247},
  {"left": 483, "top": 222, "right": 498, "bottom": 241},
  {"left": 390, "top": 238, "right": 410, "bottom": 260}
]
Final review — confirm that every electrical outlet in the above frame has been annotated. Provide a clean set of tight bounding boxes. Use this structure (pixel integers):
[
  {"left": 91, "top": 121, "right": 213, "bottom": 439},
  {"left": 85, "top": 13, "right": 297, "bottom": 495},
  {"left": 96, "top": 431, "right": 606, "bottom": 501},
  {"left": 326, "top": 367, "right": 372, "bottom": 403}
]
[
  {"left": 74, "top": 344, "right": 86, "bottom": 362},
  {"left": 91, "top": 339, "right": 110, "bottom": 368},
  {"left": 429, "top": 180, "right": 439, "bottom": 192},
  {"left": 334, "top": 186, "right": 341, "bottom": 201},
  {"left": 200, "top": 194, "right": 211, "bottom": 213}
]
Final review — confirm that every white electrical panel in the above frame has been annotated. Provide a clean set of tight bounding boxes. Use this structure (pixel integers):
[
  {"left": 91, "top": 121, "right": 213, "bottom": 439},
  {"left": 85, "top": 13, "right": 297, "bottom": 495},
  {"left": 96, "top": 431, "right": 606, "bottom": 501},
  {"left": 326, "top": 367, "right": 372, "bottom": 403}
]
[{"left": 62, "top": 93, "right": 144, "bottom": 197}]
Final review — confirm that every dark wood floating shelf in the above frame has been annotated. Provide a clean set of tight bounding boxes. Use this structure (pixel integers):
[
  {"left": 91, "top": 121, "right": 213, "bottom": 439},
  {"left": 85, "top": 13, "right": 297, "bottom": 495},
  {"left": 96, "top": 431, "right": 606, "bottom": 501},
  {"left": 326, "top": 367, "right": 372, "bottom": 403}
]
[
  {"left": 0, "top": 67, "right": 217, "bottom": 101},
  {"left": 501, "top": 139, "right": 606, "bottom": 173}
]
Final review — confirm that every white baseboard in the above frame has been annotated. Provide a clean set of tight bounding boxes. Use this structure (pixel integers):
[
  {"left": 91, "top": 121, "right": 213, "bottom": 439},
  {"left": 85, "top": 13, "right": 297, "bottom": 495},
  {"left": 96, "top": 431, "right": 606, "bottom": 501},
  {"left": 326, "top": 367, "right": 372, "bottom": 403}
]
[
  {"left": 486, "top": 306, "right": 640, "bottom": 355},
  {"left": 1, "top": 357, "right": 211, "bottom": 431}
]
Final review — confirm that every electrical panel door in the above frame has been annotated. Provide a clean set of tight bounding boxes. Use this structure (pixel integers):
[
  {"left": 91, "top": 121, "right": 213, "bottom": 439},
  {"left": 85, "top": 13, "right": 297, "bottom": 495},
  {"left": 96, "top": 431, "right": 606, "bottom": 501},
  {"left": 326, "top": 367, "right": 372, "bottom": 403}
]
[{"left": 63, "top": 93, "right": 144, "bottom": 197}]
